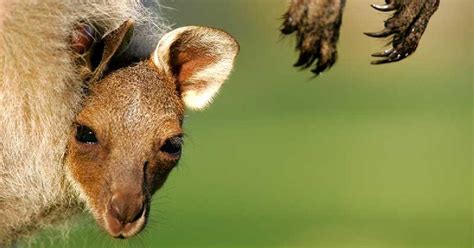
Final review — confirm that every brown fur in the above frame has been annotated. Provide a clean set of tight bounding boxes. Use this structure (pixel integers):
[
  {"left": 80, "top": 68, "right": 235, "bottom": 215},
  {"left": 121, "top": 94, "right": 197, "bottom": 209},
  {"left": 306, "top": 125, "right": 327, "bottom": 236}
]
[{"left": 68, "top": 61, "right": 184, "bottom": 238}]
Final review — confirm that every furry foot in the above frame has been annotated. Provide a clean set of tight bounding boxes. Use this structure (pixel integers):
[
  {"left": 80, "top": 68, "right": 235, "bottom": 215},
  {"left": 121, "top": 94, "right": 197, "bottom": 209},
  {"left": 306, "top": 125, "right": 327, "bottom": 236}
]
[
  {"left": 281, "top": 0, "right": 346, "bottom": 75},
  {"left": 366, "top": 0, "right": 440, "bottom": 64}
]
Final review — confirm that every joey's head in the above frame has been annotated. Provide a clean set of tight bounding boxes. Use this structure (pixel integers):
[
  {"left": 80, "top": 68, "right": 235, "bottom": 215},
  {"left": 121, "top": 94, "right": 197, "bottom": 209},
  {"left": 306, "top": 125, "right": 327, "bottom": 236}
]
[{"left": 66, "top": 20, "right": 238, "bottom": 238}]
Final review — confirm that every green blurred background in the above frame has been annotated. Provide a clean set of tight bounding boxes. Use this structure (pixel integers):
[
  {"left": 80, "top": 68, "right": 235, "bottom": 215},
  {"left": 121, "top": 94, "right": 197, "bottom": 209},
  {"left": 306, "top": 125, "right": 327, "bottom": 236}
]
[{"left": 38, "top": 0, "right": 472, "bottom": 247}]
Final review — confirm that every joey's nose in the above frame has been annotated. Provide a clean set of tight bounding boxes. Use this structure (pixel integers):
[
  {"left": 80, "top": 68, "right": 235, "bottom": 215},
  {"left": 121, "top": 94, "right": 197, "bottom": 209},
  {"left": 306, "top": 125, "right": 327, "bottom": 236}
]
[{"left": 108, "top": 192, "right": 145, "bottom": 224}]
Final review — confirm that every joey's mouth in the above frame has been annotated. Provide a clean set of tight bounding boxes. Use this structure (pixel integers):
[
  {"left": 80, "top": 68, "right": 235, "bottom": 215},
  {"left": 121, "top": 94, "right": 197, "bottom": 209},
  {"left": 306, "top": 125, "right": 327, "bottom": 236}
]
[{"left": 103, "top": 202, "right": 148, "bottom": 239}]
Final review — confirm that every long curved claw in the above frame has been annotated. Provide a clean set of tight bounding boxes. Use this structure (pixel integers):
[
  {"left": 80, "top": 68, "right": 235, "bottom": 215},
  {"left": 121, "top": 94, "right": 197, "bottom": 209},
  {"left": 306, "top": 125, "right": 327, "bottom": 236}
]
[
  {"left": 371, "top": 54, "right": 402, "bottom": 65},
  {"left": 371, "top": 48, "right": 394, "bottom": 57},
  {"left": 294, "top": 52, "right": 317, "bottom": 69},
  {"left": 371, "top": 3, "right": 396, "bottom": 11},
  {"left": 311, "top": 55, "right": 337, "bottom": 76},
  {"left": 364, "top": 28, "right": 395, "bottom": 38},
  {"left": 371, "top": 46, "right": 409, "bottom": 65},
  {"left": 281, "top": 16, "right": 296, "bottom": 35}
]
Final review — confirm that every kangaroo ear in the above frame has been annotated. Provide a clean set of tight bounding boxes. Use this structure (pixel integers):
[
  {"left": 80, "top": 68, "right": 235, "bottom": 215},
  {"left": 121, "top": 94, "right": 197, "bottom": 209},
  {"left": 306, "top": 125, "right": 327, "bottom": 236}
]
[
  {"left": 89, "top": 19, "right": 135, "bottom": 82},
  {"left": 151, "top": 26, "right": 239, "bottom": 110}
]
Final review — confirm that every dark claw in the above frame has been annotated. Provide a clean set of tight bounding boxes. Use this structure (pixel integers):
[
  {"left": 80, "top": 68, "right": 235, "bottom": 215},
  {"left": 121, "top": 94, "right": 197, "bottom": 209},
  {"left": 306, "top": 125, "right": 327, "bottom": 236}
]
[
  {"left": 371, "top": 3, "right": 396, "bottom": 12},
  {"left": 311, "top": 67, "right": 324, "bottom": 75},
  {"left": 371, "top": 54, "right": 398, "bottom": 64},
  {"left": 371, "top": 48, "right": 394, "bottom": 57},
  {"left": 371, "top": 50, "right": 404, "bottom": 64},
  {"left": 311, "top": 64, "right": 326, "bottom": 75},
  {"left": 281, "top": 25, "right": 296, "bottom": 35},
  {"left": 294, "top": 52, "right": 315, "bottom": 68},
  {"left": 371, "top": 58, "right": 392, "bottom": 65},
  {"left": 309, "top": 58, "right": 335, "bottom": 76},
  {"left": 281, "top": 18, "right": 296, "bottom": 35},
  {"left": 371, "top": 57, "right": 399, "bottom": 65},
  {"left": 364, "top": 28, "right": 395, "bottom": 38}
]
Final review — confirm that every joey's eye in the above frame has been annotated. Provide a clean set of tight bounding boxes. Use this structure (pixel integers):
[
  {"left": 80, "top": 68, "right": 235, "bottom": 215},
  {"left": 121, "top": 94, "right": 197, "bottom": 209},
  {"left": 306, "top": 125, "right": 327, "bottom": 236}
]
[
  {"left": 160, "top": 136, "right": 183, "bottom": 157},
  {"left": 75, "top": 125, "right": 98, "bottom": 144}
]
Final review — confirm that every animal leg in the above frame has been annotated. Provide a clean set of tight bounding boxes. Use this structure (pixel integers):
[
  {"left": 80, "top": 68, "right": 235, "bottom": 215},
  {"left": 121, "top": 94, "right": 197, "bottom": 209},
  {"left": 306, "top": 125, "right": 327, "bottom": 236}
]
[
  {"left": 281, "top": 0, "right": 346, "bottom": 75},
  {"left": 366, "top": 0, "right": 440, "bottom": 64}
]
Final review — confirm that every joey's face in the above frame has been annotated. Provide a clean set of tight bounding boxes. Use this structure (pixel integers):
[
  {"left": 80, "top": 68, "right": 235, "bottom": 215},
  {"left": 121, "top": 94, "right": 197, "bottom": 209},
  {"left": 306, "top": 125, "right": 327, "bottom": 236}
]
[
  {"left": 67, "top": 20, "right": 238, "bottom": 239},
  {"left": 67, "top": 63, "right": 184, "bottom": 238}
]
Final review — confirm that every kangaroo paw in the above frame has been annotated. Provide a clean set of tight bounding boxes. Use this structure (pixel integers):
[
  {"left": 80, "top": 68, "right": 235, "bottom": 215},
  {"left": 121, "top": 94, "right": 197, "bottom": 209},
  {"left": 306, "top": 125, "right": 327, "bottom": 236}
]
[
  {"left": 366, "top": 0, "right": 440, "bottom": 64},
  {"left": 281, "top": 0, "right": 346, "bottom": 75}
]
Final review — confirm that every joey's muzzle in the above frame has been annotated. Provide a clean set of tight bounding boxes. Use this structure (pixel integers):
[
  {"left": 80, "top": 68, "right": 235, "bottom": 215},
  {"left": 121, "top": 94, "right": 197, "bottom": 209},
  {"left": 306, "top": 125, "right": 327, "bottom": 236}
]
[{"left": 105, "top": 191, "right": 147, "bottom": 238}]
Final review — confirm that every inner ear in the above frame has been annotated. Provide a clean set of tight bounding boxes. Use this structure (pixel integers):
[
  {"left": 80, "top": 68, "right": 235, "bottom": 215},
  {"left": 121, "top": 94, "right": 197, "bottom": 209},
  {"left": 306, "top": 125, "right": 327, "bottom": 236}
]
[
  {"left": 89, "top": 19, "right": 135, "bottom": 82},
  {"left": 169, "top": 42, "right": 217, "bottom": 84}
]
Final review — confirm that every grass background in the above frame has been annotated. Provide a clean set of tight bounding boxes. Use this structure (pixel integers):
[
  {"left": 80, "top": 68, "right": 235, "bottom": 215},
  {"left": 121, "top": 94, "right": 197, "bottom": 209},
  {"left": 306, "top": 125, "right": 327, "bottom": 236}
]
[{"left": 37, "top": 0, "right": 472, "bottom": 247}]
